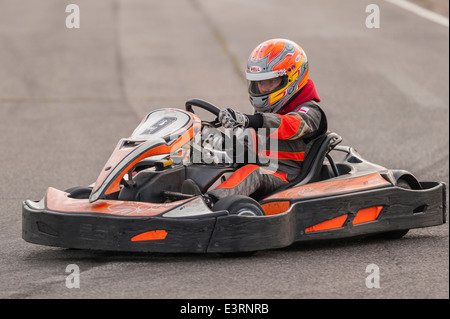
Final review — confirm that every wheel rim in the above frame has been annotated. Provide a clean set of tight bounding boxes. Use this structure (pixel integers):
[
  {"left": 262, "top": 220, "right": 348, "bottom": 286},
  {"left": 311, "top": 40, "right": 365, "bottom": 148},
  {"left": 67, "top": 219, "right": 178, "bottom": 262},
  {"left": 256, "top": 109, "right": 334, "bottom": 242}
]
[{"left": 235, "top": 208, "right": 259, "bottom": 216}]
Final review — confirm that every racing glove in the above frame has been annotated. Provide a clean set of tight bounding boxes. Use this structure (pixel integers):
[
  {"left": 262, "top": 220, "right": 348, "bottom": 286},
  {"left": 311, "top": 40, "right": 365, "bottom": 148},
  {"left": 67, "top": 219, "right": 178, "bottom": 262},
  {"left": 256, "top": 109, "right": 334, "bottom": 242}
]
[
  {"left": 218, "top": 108, "right": 263, "bottom": 129},
  {"left": 218, "top": 108, "right": 249, "bottom": 129}
]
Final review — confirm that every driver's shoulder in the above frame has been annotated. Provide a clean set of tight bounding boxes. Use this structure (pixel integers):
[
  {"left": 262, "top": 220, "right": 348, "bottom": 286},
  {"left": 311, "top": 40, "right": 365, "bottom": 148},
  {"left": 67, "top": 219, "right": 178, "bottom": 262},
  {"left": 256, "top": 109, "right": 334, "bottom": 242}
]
[{"left": 287, "top": 100, "right": 322, "bottom": 115}]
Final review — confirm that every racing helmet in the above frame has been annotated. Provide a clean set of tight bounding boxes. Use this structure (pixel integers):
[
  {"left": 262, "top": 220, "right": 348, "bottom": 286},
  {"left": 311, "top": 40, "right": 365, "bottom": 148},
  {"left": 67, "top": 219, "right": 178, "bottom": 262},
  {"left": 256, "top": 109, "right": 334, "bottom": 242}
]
[{"left": 246, "top": 39, "right": 309, "bottom": 113}]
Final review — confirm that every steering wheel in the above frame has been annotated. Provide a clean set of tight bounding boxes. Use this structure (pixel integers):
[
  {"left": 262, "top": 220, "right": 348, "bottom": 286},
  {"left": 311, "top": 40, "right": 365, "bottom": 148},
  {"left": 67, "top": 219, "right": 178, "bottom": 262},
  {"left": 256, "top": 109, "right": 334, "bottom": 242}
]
[
  {"left": 185, "top": 98, "right": 259, "bottom": 166},
  {"left": 185, "top": 98, "right": 220, "bottom": 116}
]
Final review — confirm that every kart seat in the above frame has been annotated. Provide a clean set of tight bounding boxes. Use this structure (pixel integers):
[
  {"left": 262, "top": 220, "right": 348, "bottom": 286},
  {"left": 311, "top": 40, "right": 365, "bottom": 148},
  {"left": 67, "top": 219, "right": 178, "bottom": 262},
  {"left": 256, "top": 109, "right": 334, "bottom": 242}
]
[
  {"left": 293, "top": 131, "right": 342, "bottom": 187},
  {"left": 259, "top": 131, "right": 342, "bottom": 199},
  {"left": 287, "top": 103, "right": 343, "bottom": 187}
]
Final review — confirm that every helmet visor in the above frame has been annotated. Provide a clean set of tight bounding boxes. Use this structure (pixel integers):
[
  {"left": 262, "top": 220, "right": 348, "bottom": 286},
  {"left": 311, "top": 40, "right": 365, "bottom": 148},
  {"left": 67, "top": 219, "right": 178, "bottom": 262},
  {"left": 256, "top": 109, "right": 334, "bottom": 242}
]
[{"left": 248, "top": 76, "right": 288, "bottom": 97}]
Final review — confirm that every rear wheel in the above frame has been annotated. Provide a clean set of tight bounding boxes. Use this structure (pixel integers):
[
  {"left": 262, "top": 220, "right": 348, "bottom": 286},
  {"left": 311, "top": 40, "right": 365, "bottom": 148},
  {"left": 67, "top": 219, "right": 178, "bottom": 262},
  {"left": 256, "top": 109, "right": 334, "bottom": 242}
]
[
  {"left": 212, "top": 195, "right": 265, "bottom": 216},
  {"left": 212, "top": 195, "right": 264, "bottom": 257}
]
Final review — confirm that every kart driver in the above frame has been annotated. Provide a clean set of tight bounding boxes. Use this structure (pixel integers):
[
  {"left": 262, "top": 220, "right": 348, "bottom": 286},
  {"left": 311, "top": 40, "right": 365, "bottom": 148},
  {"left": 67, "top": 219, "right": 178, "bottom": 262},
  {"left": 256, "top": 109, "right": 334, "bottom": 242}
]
[{"left": 200, "top": 39, "right": 328, "bottom": 206}]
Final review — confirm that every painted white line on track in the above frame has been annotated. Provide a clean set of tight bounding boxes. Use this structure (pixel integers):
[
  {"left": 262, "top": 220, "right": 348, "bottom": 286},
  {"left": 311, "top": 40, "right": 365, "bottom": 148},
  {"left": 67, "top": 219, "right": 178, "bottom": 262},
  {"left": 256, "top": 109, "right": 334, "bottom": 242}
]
[{"left": 384, "top": 0, "right": 449, "bottom": 27}]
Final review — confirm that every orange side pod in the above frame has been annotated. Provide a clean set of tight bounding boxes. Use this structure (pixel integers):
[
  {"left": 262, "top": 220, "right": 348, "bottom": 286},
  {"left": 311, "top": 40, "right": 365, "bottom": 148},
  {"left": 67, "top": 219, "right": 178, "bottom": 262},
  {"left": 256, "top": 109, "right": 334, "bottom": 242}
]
[
  {"left": 305, "top": 206, "right": 383, "bottom": 233},
  {"left": 352, "top": 206, "right": 383, "bottom": 225},
  {"left": 131, "top": 230, "right": 168, "bottom": 242},
  {"left": 305, "top": 214, "right": 348, "bottom": 233},
  {"left": 261, "top": 201, "right": 290, "bottom": 216}
]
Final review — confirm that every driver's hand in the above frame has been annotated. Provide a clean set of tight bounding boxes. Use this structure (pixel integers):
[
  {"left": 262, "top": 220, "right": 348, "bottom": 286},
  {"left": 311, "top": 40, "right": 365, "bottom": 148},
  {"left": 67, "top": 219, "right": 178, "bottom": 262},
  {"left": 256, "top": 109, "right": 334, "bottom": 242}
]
[{"left": 218, "top": 108, "right": 249, "bottom": 129}]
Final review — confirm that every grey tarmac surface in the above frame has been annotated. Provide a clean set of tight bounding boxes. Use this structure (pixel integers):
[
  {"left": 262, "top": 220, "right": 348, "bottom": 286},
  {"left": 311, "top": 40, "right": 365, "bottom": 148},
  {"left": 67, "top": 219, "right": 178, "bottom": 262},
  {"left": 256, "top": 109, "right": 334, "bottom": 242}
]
[{"left": 0, "top": 0, "right": 448, "bottom": 299}]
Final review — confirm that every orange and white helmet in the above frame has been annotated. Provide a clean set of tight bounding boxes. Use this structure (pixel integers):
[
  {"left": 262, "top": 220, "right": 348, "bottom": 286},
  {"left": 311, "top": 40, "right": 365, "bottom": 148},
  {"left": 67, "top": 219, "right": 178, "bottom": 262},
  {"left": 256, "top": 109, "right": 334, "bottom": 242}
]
[{"left": 246, "top": 39, "right": 309, "bottom": 113}]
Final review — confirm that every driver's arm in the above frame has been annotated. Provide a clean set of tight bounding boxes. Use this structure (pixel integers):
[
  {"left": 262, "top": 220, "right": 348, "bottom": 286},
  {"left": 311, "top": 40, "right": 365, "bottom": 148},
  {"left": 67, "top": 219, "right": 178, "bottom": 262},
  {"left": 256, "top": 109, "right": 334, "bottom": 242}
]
[
  {"left": 218, "top": 103, "right": 323, "bottom": 141},
  {"left": 247, "top": 103, "right": 322, "bottom": 140}
]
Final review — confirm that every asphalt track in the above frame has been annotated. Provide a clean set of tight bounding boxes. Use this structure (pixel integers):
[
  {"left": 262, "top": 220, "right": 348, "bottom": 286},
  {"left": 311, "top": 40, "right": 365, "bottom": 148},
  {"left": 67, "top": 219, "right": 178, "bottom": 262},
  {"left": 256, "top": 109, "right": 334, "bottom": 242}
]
[{"left": 0, "top": 0, "right": 448, "bottom": 300}]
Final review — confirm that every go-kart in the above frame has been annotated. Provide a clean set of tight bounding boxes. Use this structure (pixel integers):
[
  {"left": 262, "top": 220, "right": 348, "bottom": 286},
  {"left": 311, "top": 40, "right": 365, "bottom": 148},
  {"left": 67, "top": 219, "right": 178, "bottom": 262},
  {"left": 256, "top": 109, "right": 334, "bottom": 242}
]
[{"left": 22, "top": 99, "right": 447, "bottom": 254}]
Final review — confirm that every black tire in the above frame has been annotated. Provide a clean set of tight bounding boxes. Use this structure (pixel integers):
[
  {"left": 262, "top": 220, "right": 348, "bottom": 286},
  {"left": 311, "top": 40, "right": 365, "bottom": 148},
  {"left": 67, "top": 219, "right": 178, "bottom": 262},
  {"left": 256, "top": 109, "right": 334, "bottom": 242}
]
[
  {"left": 212, "top": 195, "right": 265, "bottom": 216},
  {"left": 64, "top": 186, "right": 92, "bottom": 199},
  {"left": 213, "top": 195, "right": 264, "bottom": 257},
  {"left": 396, "top": 178, "right": 413, "bottom": 190}
]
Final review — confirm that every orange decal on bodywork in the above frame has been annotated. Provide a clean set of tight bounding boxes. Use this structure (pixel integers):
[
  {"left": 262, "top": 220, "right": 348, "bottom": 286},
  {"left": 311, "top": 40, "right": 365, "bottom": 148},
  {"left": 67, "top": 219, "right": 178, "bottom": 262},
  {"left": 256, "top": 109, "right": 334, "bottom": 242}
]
[
  {"left": 131, "top": 230, "right": 168, "bottom": 242},
  {"left": 305, "top": 214, "right": 348, "bottom": 233},
  {"left": 261, "top": 201, "right": 290, "bottom": 216},
  {"left": 353, "top": 206, "right": 383, "bottom": 225},
  {"left": 103, "top": 128, "right": 196, "bottom": 196},
  {"left": 45, "top": 187, "right": 189, "bottom": 217},
  {"left": 264, "top": 173, "right": 391, "bottom": 201}
]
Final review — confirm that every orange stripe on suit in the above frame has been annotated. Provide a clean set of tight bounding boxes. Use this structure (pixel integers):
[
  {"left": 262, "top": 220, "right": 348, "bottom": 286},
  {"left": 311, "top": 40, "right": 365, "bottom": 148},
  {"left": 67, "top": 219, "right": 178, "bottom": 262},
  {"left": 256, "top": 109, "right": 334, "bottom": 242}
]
[{"left": 268, "top": 114, "right": 303, "bottom": 140}]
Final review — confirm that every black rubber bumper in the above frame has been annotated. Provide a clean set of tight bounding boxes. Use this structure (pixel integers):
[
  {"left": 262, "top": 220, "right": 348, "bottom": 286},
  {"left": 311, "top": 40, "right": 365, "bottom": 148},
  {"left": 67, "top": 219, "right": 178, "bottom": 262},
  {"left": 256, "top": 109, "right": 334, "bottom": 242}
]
[{"left": 22, "top": 182, "right": 446, "bottom": 253}]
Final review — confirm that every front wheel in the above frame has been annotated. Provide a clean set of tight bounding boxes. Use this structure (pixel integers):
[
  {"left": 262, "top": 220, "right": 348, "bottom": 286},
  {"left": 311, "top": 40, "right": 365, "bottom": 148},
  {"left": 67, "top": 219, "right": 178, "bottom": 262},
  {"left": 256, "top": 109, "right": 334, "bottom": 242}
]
[{"left": 64, "top": 186, "right": 92, "bottom": 199}]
